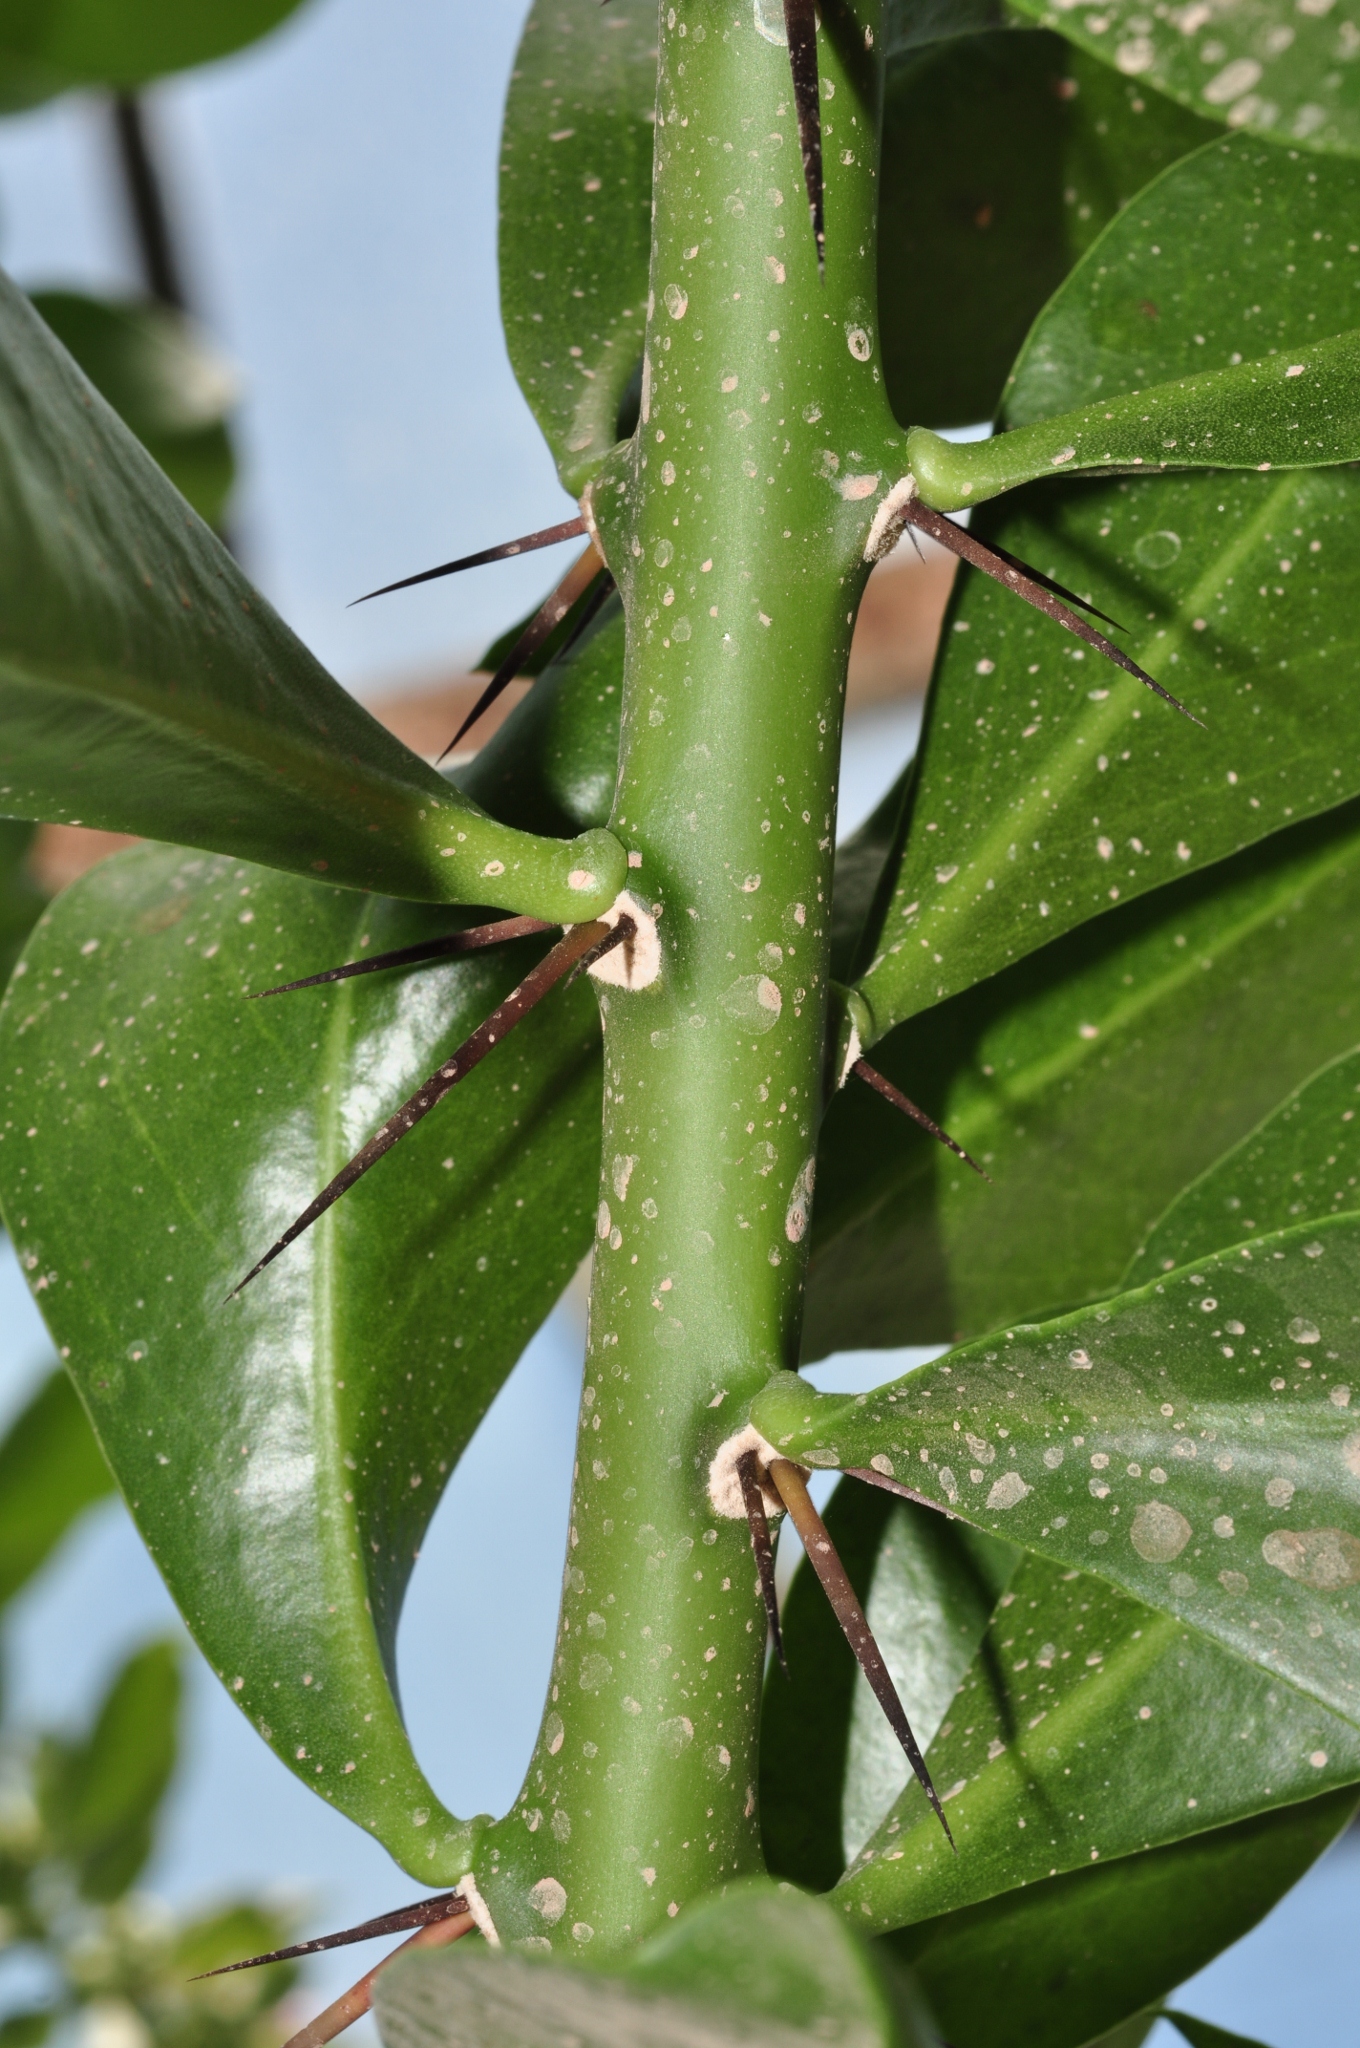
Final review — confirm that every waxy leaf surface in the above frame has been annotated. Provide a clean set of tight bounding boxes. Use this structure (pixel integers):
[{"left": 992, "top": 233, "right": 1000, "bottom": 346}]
[
  {"left": 1012, "top": 0, "right": 1360, "bottom": 160},
  {"left": 890, "top": 1789, "right": 1355, "bottom": 2048},
  {"left": 856, "top": 136, "right": 1360, "bottom": 1043},
  {"left": 1129, "top": 1043, "right": 1360, "bottom": 1287},
  {"left": 878, "top": 34, "right": 1217, "bottom": 428},
  {"left": 377, "top": 1879, "right": 932, "bottom": 2048},
  {"left": 0, "top": 843, "right": 603, "bottom": 1874},
  {"left": 0, "top": 0, "right": 310, "bottom": 88},
  {"left": 500, "top": 0, "right": 656, "bottom": 493},
  {"left": 908, "top": 322, "right": 1360, "bottom": 511},
  {"left": 762, "top": 1478, "right": 1018, "bottom": 1890},
  {"left": 0, "top": 272, "right": 620, "bottom": 922},
  {"left": 757, "top": 1212, "right": 1360, "bottom": 1735},
  {"left": 839, "top": 1549, "right": 1360, "bottom": 1932},
  {"left": 809, "top": 801, "right": 1360, "bottom": 1353},
  {"left": 31, "top": 291, "right": 236, "bottom": 530}
]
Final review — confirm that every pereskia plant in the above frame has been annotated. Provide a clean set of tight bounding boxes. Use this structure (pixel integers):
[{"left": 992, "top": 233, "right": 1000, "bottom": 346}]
[{"left": 3, "top": 3, "right": 1360, "bottom": 2046}]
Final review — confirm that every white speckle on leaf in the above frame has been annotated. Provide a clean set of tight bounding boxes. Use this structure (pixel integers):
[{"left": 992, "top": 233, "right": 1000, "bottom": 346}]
[
  {"left": 987, "top": 1471, "right": 1031, "bottom": 1511},
  {"left": 1131, "top": 1500, "right": 1192, "bottom": 1563},
  {"left": 1262, "top": 1527, "right": 1360, "bottom": 1589},
  {"left": 529, "top": 1878, "right": 567, "bottom": 1925}
]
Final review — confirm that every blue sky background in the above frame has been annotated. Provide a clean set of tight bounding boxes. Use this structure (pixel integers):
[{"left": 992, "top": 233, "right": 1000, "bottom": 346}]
[{"left": 0, "top": 1, "right": 1354, "bottom": 2041}]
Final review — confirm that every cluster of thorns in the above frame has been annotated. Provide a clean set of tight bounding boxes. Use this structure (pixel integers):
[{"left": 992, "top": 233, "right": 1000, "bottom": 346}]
[{"left": 209, "top": 2, "right": 1186, "bottom": 2034}]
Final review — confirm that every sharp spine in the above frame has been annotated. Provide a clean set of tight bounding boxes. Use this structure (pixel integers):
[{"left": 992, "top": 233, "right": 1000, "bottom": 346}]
[{"left": 769, "top": 1458, "right": 955, "bottom": 1848}]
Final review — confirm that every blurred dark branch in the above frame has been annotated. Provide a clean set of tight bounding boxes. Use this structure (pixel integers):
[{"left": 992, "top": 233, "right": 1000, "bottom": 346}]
[{"left": 111, "top": 93, "right": 186, "bottom": 310}]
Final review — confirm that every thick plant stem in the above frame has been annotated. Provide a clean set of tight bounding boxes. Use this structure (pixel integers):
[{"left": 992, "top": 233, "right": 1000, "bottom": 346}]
[{"left": 477, "top": 0, "right": 896, "bottom": 1955}]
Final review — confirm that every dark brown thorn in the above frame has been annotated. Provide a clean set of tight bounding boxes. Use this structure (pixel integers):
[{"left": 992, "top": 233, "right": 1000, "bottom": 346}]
[
  {"left": 737, "top": 1450, "right": 787, "bottom": 1674},
  {"left": 563, "top": 913, "right": 636, "bottom": 991},
  {"left": 248, "top": 916, "right": 555, "bottom": 999},
  {"left": 277, "top": 1912, "right": 474, "bottom": 2048},
  {"left": 783, "top": 0, "right": 824, "bottom": 276},
  {"left": 769, "top": 1459, "right": 955, "bottom": 1848},
  {"left": 851, "top": 1059, "right": 990, "bottom": 1182},
  {"left": 349, "top": 516, "right": 586, "bottom": 606},
  {"left": 902, "top": 498, "right": 1203, "bottom": 725},
  {"left": 844, "top": 1465, "right": 954, "bottom": 1515},
  {"left": 982, "top": 536, "right": 1126, "bottom": 634},
  {"left": 226, "top": 917, "right": 629, "bottom": 1300},
  {"left": 551, "top": 566, "right": 616, "bottom": 668},
  {"left": 439, "top": 545, "right": 605, "bottom": 760},
  {"left": 193, "top": 1892, "right": 470, "bottom": 1977}
]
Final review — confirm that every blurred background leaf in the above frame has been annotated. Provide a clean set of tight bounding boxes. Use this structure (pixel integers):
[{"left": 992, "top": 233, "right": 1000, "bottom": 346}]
[
  {"left": 29, "top": 291, "right": 236, "bottom": 529},
  {"left": 0, "top": 1365, "right": 112, "bottom": 1613}
]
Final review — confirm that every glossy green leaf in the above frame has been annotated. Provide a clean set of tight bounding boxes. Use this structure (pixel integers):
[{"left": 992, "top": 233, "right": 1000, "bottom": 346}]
[
  {"left": 0, "top": 841, "right": 604, "bottom": 1877},
  {"left": 0, "top": 269, "right": 622, "bottom": 922},
  {"left": 1168, "top": 2017, "right": 1274, "bottom": 2048},
  {"left": 838, "top": 1548, "right": 1360, "bottom": 1933},
  {"left": 0, "top": 817, "right": 46, "bottom": 988},
  {"left": 0, "top": 1366, "right": 113, "bottom": 1610},
  {"left": 908, "top": 322, "right": 1360, "bottom": 511},
  {"left": 879, "top": 35, "right": 1217, "bottom": 429},
  {"left": 855, "top": 136, "right": 1360, "bottom": 1045},
  {"left": 499, "top": 0, "right": 655, "bottom": 494},
  {"left": 0, "top": 0, "right": 311, "bottom": 90},
  {"left": 376, "top": 1879, "right": 934, "bottom": 2048},
  {"left": 757, "top": 1211, "right": 1360, "bottom": 1734},
  {"left": 808, "top": 799, "right": 1360, "bottom": 1354},
  {"left": 762, "top": 1479, "right": 1018, "bottom": 1891},
  {"left": 30, "top": 292, "right": 236, "bottom": 530},
  {"left": 884, "top": 3, "right": 1012, "bottom": 59},
  {"left": 1128, "top": 1044, "right": 1360, "bottom": 1289},
  {"left": 1003, "top": 137, "right": 1360, "bottom": 434},
  {"left": 1010, "top": 0, "right": 1360, "bottom": 159},
  {"left": 888, "top": 1789, "right": 1356, "bottom": 2048},
  {"left": 38, "top": 1639, "right": 179, "bottom": 1900}
]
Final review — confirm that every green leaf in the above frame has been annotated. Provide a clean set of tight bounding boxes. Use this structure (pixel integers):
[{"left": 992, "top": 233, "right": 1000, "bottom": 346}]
[
  {"left": 854, "top": 135, "right": 1360, "bottom": 1045},
  {"left": 39, "top": 1638, "right": 180, "bottom": 1900},
  {"left": 884, "top": 3, "right": 1013, "bottom": 59},
  {"left": 0, "top": 2016, "right": 53, "bottom": 2048},
  {"left": 1010, "top": 0, "right": 1360, "bottom": 160},
  {"left": 888, "top": 1790, "right": 1356, "bottom": 2048},
  {"left": 0, "top": 0, "right": 311, "bottom": 89},
  {"left": 1003, "top": 137, "right": 1360, "bottom": 435},
  {"left": 376, "top": 1879, "right": 934, "bottom": 2048},
  {"left": 755, "top": 1211, "right": 1360, "bottom": 1736},
  {"left": 762, "top": 1478, "right": 1017, "bottom": 1891},
  {"left": 0, "top": 817, "right": 46, "bottom": 988},
  {"left": 0, "top": 840, "right": 604, "bottom": 1876},
  {"left": 30, "top": 292, "right": 236, "bottom": 530},
  {"left": 837, "top": 1548, "right": 1360, "bottom": 1934},
  {"left": 1128, "top": 1044, "right": 1360, "bottom": 1290},
  {"left": 879, "top": 35, "right": 1216, "bottom": 429},
  {"left": 0, "top": 269, "right": 623, "bottom": 922},
  {"left": 499, "top": 0, "right": 655, "bottom": 494},
  {"left": 1168, "top": 2017, "right": 1275, "bottom": 2048},
  {"left": 908, "top": 322, "right": 1360, "bottom": 511},
  {"left": 0, "top": 1365, "right": 114, "bottom": 1611},
  {"left": 808, "top": 798, "right": 1360, "bottom": 1353}
]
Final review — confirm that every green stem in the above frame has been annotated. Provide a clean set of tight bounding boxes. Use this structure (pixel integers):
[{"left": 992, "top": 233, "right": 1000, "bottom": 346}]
[{"left": 476, "top": 0, "right": 895, "bottom": 1956}]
